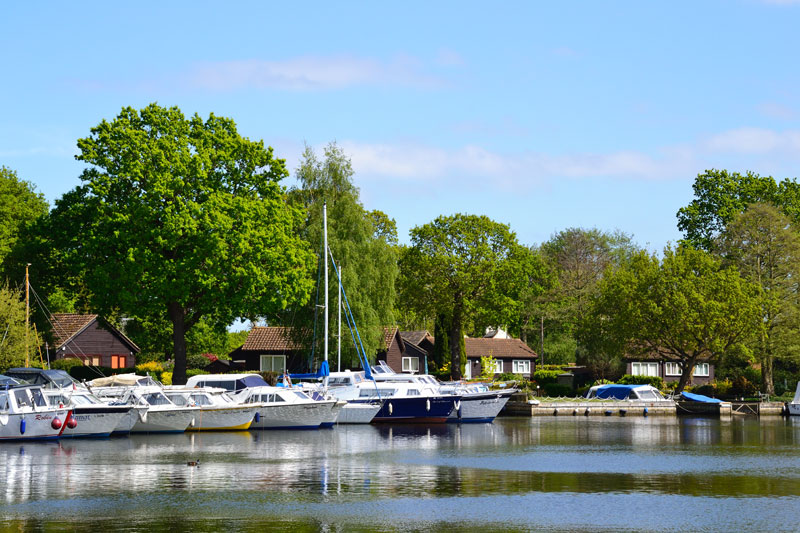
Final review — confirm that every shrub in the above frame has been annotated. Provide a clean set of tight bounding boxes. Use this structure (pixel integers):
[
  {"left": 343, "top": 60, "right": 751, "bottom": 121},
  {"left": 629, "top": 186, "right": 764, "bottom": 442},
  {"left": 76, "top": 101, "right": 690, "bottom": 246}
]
[
  {"left": 186, "top": 353, "right": 211, "bottom": 370},
  {"left": 51, "top": 357, "right": 84, "bottom": 371},
  {"left": 498, "top": 372, "right": 523, "bottom": 382},
  {"left": 543, "top": 383, "right": 573, "bottom": 397},
  {"left": 160, "top": 371, "right": 173, "bottom": 385},
  {"left": 591, "top": 378, "right": 613, "bottom": 387},
  {"left": 136, "top": 361, "right": 164, "bottom": 374},
  {"left": 186, "top": 369, "right": 207, "bottom": 378},
  {"left": 730, "top": 375, "right": 758, "bottom": 397},
  {"left": 533, "top": 369, "right": 561, "bottom": 385},
  {"left": 618, "top": 374, "right": 664, "bottom": 390}
]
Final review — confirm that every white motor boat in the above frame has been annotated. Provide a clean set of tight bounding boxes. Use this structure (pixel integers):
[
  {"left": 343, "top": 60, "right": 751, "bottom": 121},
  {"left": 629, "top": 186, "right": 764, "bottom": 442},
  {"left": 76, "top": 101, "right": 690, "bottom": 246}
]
[
  {"left": 0, "top": 383, "right": 72, "bottom": 441},
  {"left": 163, "top": 387, "right": 258, "bottom": 431},
  {"left": 90, "top": 374, "right": 198, "bottom": 433},
  {"left": 318, "top": 371, "right": 382, "bottom": 424},
  {"left": 186, "top": 374, "right": 342, "bottom": 429},
  {"left": 788, "top": 381, "right": 800, "bottom": 416},
  {"left": 44, "top": 388, "right": 133, "bottom": 438},
  {"left": 438, "top": 381, "right": 515, "bottom": 423}
]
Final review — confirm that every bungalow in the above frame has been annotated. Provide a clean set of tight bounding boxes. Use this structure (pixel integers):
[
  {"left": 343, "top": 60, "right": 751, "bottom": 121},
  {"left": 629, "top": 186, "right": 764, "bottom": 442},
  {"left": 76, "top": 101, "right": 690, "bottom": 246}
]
[
  {"left": 48, "top": 313, "right": 140, "bottom": 369},
  {"left": 228, "top": 326, "right": 309, "bottom": 374},
  {"left": 625, "top": 353, "right": 714, "bottom": 385},
  {"left": 464, "top": 336, "right": 538, "bottom": 379},
  {"left": 377, "top": 327, "right": 433, "bottom": 374}
]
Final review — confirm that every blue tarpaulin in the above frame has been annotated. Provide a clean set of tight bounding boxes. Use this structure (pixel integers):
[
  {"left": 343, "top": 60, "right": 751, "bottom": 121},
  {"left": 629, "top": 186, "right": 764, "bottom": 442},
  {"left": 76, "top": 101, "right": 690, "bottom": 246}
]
[
  {"left": 289, "top": 360, "right": 330, "bottom": 380},
  {"left": 594, "top": 384, "right": 642, "bottom": 400},
  {"left": 680, "top": 391, "right": 722, "bottom": 403}
]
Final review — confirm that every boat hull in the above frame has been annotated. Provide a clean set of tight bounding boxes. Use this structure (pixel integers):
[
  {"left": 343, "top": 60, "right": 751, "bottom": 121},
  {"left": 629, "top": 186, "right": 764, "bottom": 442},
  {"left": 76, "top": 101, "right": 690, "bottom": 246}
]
[
  {"left": 336, "top": 402, "right": 382, "bottom": 424},
  {"left": 188, "top": 405, "right": 256, "bottom": 431},
  {"left": 788, "top": 403, "right": 800, "bottom": 416},
  {"left": 447, "top": 391, "right": 513, "bottom": 423},
  {"left": 131, "top": 407, "right": 197, "bottom": 433},
  {"left": 0, "top": 409, "right": 71, "bottom": 441},
  {"left": 61, "top": 406, "right": 132, "bottom": 438},
  {"left": 367, "top": 396, "right": 457, "bottom": 423},
  {"left": 250, "top": 402, "right": 332, "bottom": 429}
]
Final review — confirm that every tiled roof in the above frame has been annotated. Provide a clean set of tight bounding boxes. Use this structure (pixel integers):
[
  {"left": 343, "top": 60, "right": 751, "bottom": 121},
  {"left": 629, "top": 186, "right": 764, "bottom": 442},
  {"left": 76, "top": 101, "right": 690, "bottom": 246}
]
[
  {"left": 381, "top": 326, "right": 400, "bottom": 351},
  {"left": 400, "top": 330, "right": 430, "bottom": 345},
  {"left": 242, "top": 327, "right": 304, "bottom": 351},
  {"left": 50, "top": 313, "right": 98, "bottom": 348},
  {"left": 464, "top": 337, "right": 537, "bottom": 359},
  {"left": 49, "top": 313, "right": 140, "bottom": 353}
]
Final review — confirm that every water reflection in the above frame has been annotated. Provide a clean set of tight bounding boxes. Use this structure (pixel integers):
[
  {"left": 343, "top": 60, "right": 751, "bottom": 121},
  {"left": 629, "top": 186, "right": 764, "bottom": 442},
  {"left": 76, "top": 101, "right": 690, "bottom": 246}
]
[{"left": 1, "top": 417, "right": 799, "bottom": 531}]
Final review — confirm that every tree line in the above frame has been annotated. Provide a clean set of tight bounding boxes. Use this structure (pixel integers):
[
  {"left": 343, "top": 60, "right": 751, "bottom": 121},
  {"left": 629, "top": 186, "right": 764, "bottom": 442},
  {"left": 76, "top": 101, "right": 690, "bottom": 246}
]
[{"left": 1, "top": 104, "right": 799, "bottom": 394}]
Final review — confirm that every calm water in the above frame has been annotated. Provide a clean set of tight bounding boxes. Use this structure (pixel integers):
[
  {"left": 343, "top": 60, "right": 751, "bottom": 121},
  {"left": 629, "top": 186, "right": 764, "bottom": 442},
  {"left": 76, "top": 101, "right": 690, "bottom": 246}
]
[{"left": 1, "top": 416, "right": 799, "bottom": 532}]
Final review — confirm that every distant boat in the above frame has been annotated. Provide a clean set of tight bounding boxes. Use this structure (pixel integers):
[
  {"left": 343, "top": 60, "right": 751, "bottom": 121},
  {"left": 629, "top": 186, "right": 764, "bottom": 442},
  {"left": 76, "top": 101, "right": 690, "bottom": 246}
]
[
  {"left": 788, "top": 382, "right": 800, "bottom": 416},
  {"left": 163, "top": 386, "right": 258, "bottom": 431}
]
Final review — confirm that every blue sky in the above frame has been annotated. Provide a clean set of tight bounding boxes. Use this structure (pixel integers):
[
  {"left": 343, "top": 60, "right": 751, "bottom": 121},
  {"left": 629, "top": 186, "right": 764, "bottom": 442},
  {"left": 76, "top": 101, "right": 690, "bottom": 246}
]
[{"left": 3, "top": 1, "right": 799, "bottom": 251}]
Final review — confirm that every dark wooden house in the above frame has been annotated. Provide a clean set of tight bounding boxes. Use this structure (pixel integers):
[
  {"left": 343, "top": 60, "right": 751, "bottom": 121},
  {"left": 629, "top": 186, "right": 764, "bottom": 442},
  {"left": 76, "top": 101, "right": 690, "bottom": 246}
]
[
  {"left": 49, "top": 313, "right": 140, "bottom": 369},
  {"left": 228, "top": 326, "right": 308, "bottom": 374},
  {"left": 464, "top": 337, "right": 537, "bottom": 379},
  {"left": 399, "top": 330, "right": 435, "bottom": 356},
  {"left": 625, "top": 353, "right": 714, "bottom": 385},
  {"left": 376, "top": 327, "right": 432, "bottom": 373}
]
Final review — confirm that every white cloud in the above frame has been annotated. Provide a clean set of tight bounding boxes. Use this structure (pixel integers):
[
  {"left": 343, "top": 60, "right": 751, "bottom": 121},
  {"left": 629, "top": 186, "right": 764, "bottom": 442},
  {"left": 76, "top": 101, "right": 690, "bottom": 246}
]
[
  {"left": 187, "top": 54, "right": 445, "bottom": 91},
  {"left": 334, "top": 126, "right": 800, "bottom": 189},
  {"left": 705, "top": 127, "right": 800, "bottom": 154}
]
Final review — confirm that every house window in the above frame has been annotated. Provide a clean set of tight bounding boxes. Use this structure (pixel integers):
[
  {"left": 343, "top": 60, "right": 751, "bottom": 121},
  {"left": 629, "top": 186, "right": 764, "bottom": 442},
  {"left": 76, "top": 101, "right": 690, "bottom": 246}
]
[
  {"left": 512, "top": 360, "right": 530, "bottom": 374},
  {"left": 111, "top": 355, "right": 120, "bottom": 369},
  {"left": 631, "top": 362, "right": 659, "bottom": 377},
  {"left": 260, "top": 355, "right": 286, "bottom": 373},
  {"left": 494, "top": 360, "right": 503, "bottom": 374},
  {"left": 693, "top": 363, "right": 710, "bottom": 377},
  {"left": 665, "top": 362, "right": 681, "bottom": 376},
  {"left": 402, "top": 357, "right": 419, "bottom": 373}
]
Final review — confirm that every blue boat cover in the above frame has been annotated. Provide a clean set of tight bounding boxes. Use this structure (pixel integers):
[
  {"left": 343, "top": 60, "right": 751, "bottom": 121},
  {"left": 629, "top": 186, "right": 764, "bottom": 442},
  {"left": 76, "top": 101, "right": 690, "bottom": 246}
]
[
  {"left": 594, "top": 384, "right": 641, "bottom": 400},
  {"left": 680, "top": 391, "right": 722, "bottom": 403},
  {"left": 289, "top": 360, "right": 330, "bottom": 380}
]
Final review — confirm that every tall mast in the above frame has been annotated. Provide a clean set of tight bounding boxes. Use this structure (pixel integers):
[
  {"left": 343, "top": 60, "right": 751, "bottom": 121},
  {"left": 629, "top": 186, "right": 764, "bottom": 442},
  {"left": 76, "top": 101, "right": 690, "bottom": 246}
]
[
  {"left": 323, "top": 203, "right": 329, "bottom": 388},
  {"left": 338, "top": 264, "right": 342, "bottom": 372},
  {"left": 25, "top": 263, "right": 30, "bottom": 368}
]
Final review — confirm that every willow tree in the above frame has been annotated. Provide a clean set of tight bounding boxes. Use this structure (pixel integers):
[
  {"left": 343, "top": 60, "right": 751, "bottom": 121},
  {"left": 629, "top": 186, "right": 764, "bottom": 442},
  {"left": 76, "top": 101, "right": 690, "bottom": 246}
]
[
  {"left": 56, "top": 104, "right": 314, "bottom": 384},
  {"left": 280, "top": 143, "right": 398, "bottom": 371},
  {"left": 399, "top": 214, "right": 526, "bottom": 380}
]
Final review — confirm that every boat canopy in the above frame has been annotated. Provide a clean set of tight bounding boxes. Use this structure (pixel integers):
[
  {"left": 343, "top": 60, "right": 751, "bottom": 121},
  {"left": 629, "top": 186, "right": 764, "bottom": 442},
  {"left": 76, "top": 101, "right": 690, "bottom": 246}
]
[
  {"left": 89, "top": 373, "right": 153, "bottom": 387},
  {"left": 6, "top": 368, "right": 76, "bottom": 389},
  {"left": 290, "top": 360, "right": 330, "bottom": 380},
  {"left": 680, "top": 391, "right": 722, "bottom": 403}
]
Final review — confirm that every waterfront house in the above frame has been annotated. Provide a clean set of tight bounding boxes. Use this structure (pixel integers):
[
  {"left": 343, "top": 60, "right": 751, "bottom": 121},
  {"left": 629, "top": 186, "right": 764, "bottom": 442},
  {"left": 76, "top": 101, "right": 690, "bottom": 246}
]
[
  {"left": 377, "top": 327, "right": 430, "bottom": 373},
  {"left": 228, "top": 326, "right": 308, "bottom": 374},
  {"left": 399, "top": 330, "right": 435, "bottom": 356},
  {"left": 464, "top": 336, "right": 538, "bottom": 379},
  {"left": 48, "top": 313, "right": 140, "bottom": 368},
  {"left": 625, "top": 352, "right": 714, "bottom": 385}
]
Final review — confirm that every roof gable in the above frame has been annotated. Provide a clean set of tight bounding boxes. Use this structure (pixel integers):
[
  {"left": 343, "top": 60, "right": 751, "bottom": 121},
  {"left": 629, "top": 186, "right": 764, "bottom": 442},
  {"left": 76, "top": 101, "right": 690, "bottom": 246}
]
[
  {"left": 464, "top": 337, "right": 537, "bottom": 359},
  {"left": 242, "top": 326, "right": 304, "bottom": 352},
  {"left": 50, "top": 313, "right": 140, "bottom": 353}
]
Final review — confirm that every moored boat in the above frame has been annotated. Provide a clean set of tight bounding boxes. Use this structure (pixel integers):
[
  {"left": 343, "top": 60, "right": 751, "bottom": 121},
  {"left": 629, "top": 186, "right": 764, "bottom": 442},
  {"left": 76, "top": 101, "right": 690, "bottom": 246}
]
[
  {"left": 0, "top": 383, "right": 72, "bottom": 441},
  {"left": 163, "top": 387, "right": 257, "bottom": 431}
]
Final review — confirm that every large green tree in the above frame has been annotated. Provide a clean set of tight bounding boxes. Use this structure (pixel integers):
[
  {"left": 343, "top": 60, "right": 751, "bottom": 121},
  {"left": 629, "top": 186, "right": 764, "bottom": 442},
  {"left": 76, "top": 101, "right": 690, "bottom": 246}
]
[
  {"left": 716, "top": 203, "right": 800, "bottom": 395},
  {"left": 399, "top": 214, "right": 526, "bottom": 379},
  {"left": 0, "top": 166, "right": 49, "bottom": 274},
  {"left": 537, "top": 227, "right": 637, "bottom": 365},
  {"left": 56, "top": 104, "right": 314, "bottom": 384},
  {"left": 0, "top": 283, "right": 42, "bottom": 371},
  {"left": 677, "top": 169, "right": 800, "bottom": 251},
  {"left": 595, "top": 245, "right": 760, "bottom": 392},
  {"left": 280, "top": 142, "right": 398, "bottom": 371}
]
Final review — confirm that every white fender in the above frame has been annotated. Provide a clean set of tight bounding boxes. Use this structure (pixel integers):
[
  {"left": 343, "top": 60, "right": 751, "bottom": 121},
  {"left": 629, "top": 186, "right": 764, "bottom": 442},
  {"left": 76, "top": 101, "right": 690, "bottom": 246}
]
[
  {"left": 454, "top": 401, "right": 461, "bottom": 411},
  {"left": 388, "top": 402, "right": 393, "bottom": 415},
  {"left": 426, "top": 399, "right": 431, "bottom": 412},
  {"left": 0, "top": 413, "right": 8, "bottom": 426},
  {"left": 138, "top": 409, "right": 148, "bottom": 423}
]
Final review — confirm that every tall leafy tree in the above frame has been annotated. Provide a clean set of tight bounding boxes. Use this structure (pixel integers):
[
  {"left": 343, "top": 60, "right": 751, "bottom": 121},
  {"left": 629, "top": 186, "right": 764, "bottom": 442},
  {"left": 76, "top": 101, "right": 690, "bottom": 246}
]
[
  {"left": 0, "top": 283, "right": 42, "bottom": 371},
  {"left": 595, "top": 245, "right": 760, "bottom": 392},
  {"left": 716, "top": 203, "right": 800, "bottom": 394},
  {"left": 0, "top": 166, "right": 49, "bottom": 275},
  {"left": 281, "top": 143, "right": 398, "bottom": 370},
  {"left": 399, "top": 214, "right": 525, "bottom": 379},
  {"left": 56, "top": 104, "right": 314, "bottom": 384},
  {"left": 677, "top": 169, "right": 800, "bottom": 251},
  {"left": 537, "top": 227, "right": 636, "bottom": 365}
]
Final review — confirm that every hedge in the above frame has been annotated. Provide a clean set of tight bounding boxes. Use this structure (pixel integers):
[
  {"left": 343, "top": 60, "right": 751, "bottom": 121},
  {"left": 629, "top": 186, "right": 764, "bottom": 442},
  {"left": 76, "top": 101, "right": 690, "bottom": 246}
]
[
  {"left": 618, "top": 374, "right": 665, "bottom": 390},
  {"left": 532, "top": 369, "right": 561, "bottom": 385},
  {"left": 543, "top": 383, "right": 574, "bottom": 397}
]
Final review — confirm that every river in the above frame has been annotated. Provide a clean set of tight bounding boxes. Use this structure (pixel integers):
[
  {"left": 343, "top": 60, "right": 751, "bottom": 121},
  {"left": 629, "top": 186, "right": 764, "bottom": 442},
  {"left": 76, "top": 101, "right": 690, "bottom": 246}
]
[{"left": 1, "top": 416, "right": 799, "bottom": 532}]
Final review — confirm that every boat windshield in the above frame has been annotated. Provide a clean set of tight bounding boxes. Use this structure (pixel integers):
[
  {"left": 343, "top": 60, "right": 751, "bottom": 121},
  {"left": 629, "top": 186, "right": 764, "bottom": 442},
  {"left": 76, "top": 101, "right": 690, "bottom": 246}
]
[
  {"left": 72, "top": 394, "right": 102, "bottom": 405},
  {"left": 189, "top": 393, "right": 212, "bottom": 406},
  {"left": 140, "top": 392, "right": 173, "bottom": 406}
]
